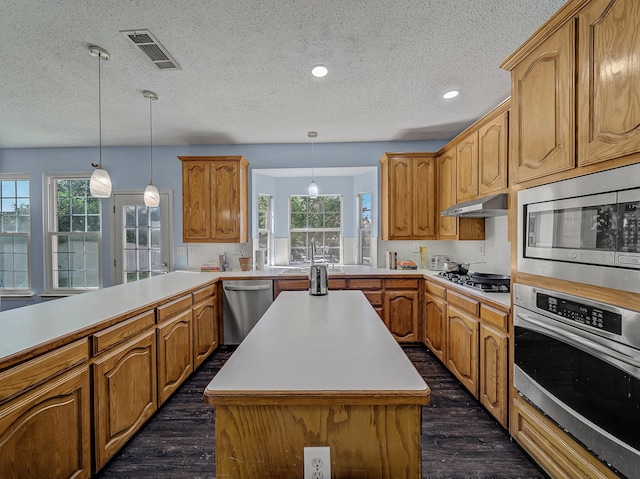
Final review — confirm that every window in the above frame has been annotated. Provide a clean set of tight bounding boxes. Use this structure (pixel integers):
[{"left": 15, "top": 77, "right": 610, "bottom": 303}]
[
  {"left": 0, "top": 177, "right": 30, "bottom": 293},
  {"left": 289, "top": 195, "right": 342, "bottom": 265},
  {"left": 357, "top": 192, "right": 372, "bottom": 265},
  {"left": 123, "top": 205, "right": 162, "bottom": 283},
  {"left": 46, "top": 175, "right": 102, "bottom": 292},
  {"left": 257, "top": 194, "right": 273, "bottom": 265}
]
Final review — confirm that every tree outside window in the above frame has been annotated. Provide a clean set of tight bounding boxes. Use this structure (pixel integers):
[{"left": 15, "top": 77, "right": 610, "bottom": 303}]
[
  {"left": 289, "top": 195, "right": 342, "bottom": 265},
  {"left": 257, "top": 194, "right": 273, "bottom": 265}
]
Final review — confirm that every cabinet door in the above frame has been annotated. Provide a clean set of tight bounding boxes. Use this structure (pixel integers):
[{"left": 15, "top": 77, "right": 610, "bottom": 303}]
[
  {"left": 157, "top": 309, "right": 194, "bottom": 405},
  {"left": 384, "top": 290, "right": 419, "bottom": 342},
  {"left": 478, "top": 110, "right": 508, "bottom": 195},
  {"left": 446, "top": 305, "right": 479, "bottom": 397},
  {"left": 182, "top": 160, "right": 211, "bottom": 242},
  {"left": 0, "top": 367, "right": 91, "bottom": 479},
  {"left": 387, "top": 158, "right": 413, "bottom": 239},
  {"left": 578, "top": 0, "right": 640, "bottom": 166},
  {"left": 424, "top": 292, "right": 446, "bottom": 364},
  {"left": 510, "top": 21, "right": 575, "bottom": 183},
  {"left": 193, "top": 296, "right": 217, "bottom": 369},
  {"left": 480, "top": 324, "right": 508, "bottom": 427},
  {"left": 414, "top": 157, "right": 437, "bottom": 239},
  {"left": 93, "top": 329, "right": 157, "bottom": 470},
  {"left": 456, "top": 133, "right": 479, "bottom": 201},
  {"left": 437, "top": 148, "right": 458, "bottom": 239},
  {"left": 211, "top": 160, "right": 242, "bottom": 242}
]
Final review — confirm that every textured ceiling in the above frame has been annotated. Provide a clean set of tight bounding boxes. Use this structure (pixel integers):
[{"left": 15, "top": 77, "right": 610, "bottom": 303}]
[{"left": 0, "top": 0, "right": 566, "bottom": 148}]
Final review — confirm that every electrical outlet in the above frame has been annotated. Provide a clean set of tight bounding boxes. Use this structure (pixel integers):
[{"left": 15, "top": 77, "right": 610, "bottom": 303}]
[
  {"left": 479, "top": 243, "right": 485, "bottom": 256},
  {"left": 304, "top": 446, "right": 330, "bottom": 479},
  {"left": 413, "top": 243, "right": 419, "bottom": 253}
]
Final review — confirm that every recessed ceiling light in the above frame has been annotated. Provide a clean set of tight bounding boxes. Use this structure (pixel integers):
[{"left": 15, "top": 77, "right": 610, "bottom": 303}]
[
  {"left": 443, "top": 90, "right": 460, "bottom": 99},
  {"left": 312, "top": 65, "right": 328, "bottom": 78}
]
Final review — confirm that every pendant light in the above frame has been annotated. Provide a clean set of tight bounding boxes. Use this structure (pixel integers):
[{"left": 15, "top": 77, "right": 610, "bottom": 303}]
[
  {"left": 308, "top": 131, "right": 318, "bottom": 199},
  {"left": 143, "top": 90, "right": 160, "bottom": 207},
  {"left": 88, "top": 46, "right": 112, "bottom": 198}
]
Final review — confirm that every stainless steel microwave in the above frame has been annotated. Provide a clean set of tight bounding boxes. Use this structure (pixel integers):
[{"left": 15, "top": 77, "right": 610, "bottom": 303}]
[{"left": 518, "top": 163, "right": 640, "bottom": 294}]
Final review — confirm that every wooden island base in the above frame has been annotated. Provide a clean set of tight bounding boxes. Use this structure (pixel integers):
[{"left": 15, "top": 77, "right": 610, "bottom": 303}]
[
  {"left": 215, "top": 402, "right": 422, "bottom": 478},
  {"left": 205, "top": 291, "right": 430, "bottom": 479}
]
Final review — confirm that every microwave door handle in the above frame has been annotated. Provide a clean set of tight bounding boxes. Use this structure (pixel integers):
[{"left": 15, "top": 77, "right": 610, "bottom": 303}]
[{"left": 517, "top": 312, "right": 640, "bottom": 372}]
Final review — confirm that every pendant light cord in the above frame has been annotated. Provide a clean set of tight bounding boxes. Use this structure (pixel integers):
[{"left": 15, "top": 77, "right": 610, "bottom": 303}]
[
  {"left": 311, "top": 141, "right": 314, "bottom": 179},
  {"left": 98, "top": 53, "right": 102, "bottom": 168},
  {"left": 149, "top": 94, "right": 154, "bottom": 183}
]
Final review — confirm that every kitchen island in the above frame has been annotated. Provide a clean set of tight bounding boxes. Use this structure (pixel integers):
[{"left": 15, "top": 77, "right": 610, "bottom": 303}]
[{"left": 204, "top": 290, "right": 431, "bottom": 478}]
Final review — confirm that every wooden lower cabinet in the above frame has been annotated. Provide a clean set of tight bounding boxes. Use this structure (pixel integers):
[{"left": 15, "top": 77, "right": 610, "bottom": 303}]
[
  {"left": 511, "top": 396, "right": 616, "bottom": 479},
  {"left": 93, "top": 329, "right": 157, "bottom": 471},
  {"left": 424, "top": 292, "right": 447, "bottom": 363},
  {"left": 157, "top": 309, "right": 194, "bottom": 405},
  {"left": 192, "top": 286, "right": 218, "bottom": 369},
  {"left": 384, "top": 289, "right": 420, "bottom": 341},
  {"left": 479, "top": 324, "right": 508, "bottom": 426},
  {"left": 446, "top": 305, "right": 479, "bottom": 397},
  {"left": 0, "top": 366, "right": 91, "bottom": 479}
]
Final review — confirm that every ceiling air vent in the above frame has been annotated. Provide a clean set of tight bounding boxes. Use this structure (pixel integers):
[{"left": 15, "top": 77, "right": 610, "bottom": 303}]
[{"left": 120, "top": 29, "right": 181, "bottom": 70}]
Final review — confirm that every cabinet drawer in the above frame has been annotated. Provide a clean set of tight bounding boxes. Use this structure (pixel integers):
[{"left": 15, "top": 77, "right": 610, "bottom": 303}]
[
  {"left": 480, "top": 304, "right": 508, "bottom": 332},
  {"left": 384, "top": 278, "right": 419, "bottom": 290},
  {"left": 92, "top": 310, "right": 155, "bottom": 355},
  {"left": 157, "top": 294, "right": 192, "bottom": 322},
  {"left": 192, "top": 284, "right": 215, "bottom": 303},
  {"left": 363, "top": 291, "right": 383, "bottom": 306},
  {"left": 328, "top": 278, "right": 347, "bottom": 290},
  {"left": 0, "top": 338, "right": 89, "bottom": 405},
  {"left": 425, "top": 280, "right": 446, "bottom": 299},
  {"left": 447, "top": 291, "right": 480, "bottom": 316},
  {"left": 347, "top": 278, "right": 382, "bottom": 290}
]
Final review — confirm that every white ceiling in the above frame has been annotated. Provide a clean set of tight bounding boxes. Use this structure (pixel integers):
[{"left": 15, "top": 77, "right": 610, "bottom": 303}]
[{"left": 0, "top": 0, "right": 566, "bottom": 149}]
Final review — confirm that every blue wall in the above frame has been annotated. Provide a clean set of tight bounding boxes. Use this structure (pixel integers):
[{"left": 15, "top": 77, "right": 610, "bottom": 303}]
[{"left": 0, "top": 139, "right": 446, "bottom": 308}]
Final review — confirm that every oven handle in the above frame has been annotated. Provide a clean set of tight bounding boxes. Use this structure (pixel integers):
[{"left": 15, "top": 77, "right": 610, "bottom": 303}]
[{"left": 516, "top": 311, "right": 640, "bottom": 372}]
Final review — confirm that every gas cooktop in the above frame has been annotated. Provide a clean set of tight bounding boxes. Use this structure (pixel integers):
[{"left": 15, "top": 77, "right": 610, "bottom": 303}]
[{"left": 438, "top": 271, "right": 510, "bottom": 293}]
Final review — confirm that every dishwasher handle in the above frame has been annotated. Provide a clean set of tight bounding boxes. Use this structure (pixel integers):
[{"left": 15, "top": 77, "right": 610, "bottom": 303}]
[{"left": 224, "top": 284, "right": 272, "bottom": 292}]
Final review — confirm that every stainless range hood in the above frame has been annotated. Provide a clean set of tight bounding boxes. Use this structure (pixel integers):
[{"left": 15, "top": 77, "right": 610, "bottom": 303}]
[{"left": 441, "top": 193, "right": 508, "bottom": 217}]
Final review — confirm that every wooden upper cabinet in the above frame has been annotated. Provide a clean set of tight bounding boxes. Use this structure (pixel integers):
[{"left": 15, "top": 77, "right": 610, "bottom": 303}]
[
  {"left": 437, "top": 147, "right": 458, "bottom": 239},
  {"left": 179, "top": 156, "right": 249, "bottom": 243},
  {"left": 380, "top": 153, "right": 437, "bottom": 240},
  {"left": 508, "top": 21, "right": 575, "bottom": 183},
  {"left": 478, "top": 108, "right": 509, "bottom": 195},
  {"left": 456, "top": 133, "right": 479, "bottom": 202},
  {"left": 436, "top": 147, "right": 485, "bottom": 241},
  {"left": 578, "top": 0, "right": 640, "bottom": 166}
]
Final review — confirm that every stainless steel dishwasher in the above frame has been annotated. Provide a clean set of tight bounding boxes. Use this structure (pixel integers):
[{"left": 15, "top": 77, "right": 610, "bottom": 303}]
[{"left": 222, "top": 280, "right": 274, "bottom": 344}]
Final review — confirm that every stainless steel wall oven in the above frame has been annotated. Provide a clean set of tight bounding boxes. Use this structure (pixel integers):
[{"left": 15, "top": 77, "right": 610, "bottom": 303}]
[
  {"left": 513, "top": 284, "right": 640, "bottom": 478},
  {"left": 518, "top": 162, "right": 640, "bottom": 294}
]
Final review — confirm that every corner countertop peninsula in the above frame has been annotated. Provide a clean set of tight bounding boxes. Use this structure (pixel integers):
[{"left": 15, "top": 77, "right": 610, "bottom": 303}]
[{"left": 204, "top": 290, "right": 430, "bottom": 478}]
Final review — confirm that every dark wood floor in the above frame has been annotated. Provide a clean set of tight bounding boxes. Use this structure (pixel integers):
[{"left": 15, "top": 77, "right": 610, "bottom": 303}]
[{"left": 97, "top": 344, "right": 547, "bottom": 479}]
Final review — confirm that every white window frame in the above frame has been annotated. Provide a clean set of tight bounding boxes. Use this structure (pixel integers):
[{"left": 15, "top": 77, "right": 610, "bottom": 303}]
[
  {"left": 357, "top": 192, "right": 372, "bottom": 265},
  {"left": 0, "top": 174, "right": 31, "bottom": 295},
  {"left": 45, "top": 173, "right": 103, "bottom": 294},
  {"left": 257, "top": 194, "right": 273, "bottom": 265},
  {"left": 289, "top": 194, "right": 343, "bottom": 265}
]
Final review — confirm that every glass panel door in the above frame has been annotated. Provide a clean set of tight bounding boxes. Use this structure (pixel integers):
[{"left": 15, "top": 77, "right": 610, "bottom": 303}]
[{"left": 112, "top": 192, "right": 171, "bottom": 284}]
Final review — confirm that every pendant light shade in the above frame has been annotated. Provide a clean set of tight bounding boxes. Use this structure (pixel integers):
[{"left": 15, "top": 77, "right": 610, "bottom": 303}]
[
  {"left": 89, "top": 46, "right": 112, "bottom": 198},
  {"left": 308, "top": 131, "right": 318, "bottom": 199},
  {"left": 90, "top": 166, "right": 112, "bottom": 197},
  {"left": 143, "top": 90, "right": 160, "bottom": 207},
  {"left": 308, "top": 180, "right": 318, "bottom": 199}
]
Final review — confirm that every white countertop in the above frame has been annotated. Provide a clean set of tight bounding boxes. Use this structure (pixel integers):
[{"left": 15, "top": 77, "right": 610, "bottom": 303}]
[
  {"left": 0, "top": 271, "right": 216, "bottom": 366},
  {"left": 194, "top": 266, "right": 511, "bottom": 308},
  {"left": 205, "top": 290, "right": 429, "bottom": 393}
]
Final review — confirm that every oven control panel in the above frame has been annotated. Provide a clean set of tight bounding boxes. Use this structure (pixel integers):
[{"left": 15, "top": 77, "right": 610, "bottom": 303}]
[{"left": 536, "top": 293, "right": 622, "bottom": 335}]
